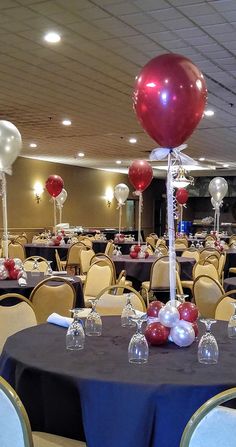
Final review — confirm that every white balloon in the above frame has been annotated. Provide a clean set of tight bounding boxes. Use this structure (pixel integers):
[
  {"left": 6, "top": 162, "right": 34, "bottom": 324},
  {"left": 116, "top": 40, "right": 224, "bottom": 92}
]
[
  {"left": 170, "top": 320, "right": 195, "bottom": 347},
  {"left": 0, "top": 265, "right": 8, "bottom": 280},
  {"left": 0, "top": 120, "right": 22, "bottom": 172},
  {"left": 56, "top": 188, "right": 67, "bottom": 206},
  {"left": 159, "top": 305, "right": 180, "bottom": 328},
  {"left": 209, "top": 177, "right": 228, "bottom": 202},
  {"left": 114, "top": 183, "right": 129, "bottom": 205}
]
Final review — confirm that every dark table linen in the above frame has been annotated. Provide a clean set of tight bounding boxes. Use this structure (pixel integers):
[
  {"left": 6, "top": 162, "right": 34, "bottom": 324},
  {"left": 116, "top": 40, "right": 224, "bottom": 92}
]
[
  {"left": 223, "top": 277, "right": 236, "bottom": 297},
  {"left": 0, "top": 318, "right": 235, "bottom": 447}
]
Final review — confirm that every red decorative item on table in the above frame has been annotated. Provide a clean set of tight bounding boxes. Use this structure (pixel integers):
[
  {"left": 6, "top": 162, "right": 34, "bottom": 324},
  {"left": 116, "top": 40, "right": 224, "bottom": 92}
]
[
  {"left": 133, "top": 53, "right": 207, "bottom": 148},
  {"left": 129, "top": 251, "right": 138, "bottom": 259},
  {"left": 176, "top": 188, "right": 189, "bottom": 205},
  {"left": 145, "top": 322, "right": 170, "bottom": 346},
  {"left": 45, "top": 175, "right": 64, "bottom": 198},
  {"left": 178, "top": 302, "right": 198, "bottom": 323},
  {"left": 147, "top": 300, "right": 165, "bottom": 318}
]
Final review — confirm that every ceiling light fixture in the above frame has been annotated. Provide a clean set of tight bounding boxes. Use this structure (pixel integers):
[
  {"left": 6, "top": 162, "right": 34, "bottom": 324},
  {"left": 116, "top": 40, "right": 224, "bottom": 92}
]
[
  {"left": 116, "top": 160, "right": 122, "bottom": 164},
  {"left": 204, "top": 109, "right": 214, "bottom": 117},
  {"left": 129, "top": 137, "right": 137, "bottom": 144},
  {"left": 29, "top": 143, "right": 37, "bottom": 148},
  {"left": 172, "top": 166, "right": 194, "bottom": 188},
  {"left": 223, "top": 164, "right": 229, "bottom": 168},
  {"left": 199, "top": 157, "right": 205, "bottom": 161},
  {"left": 44, "top": 31, "right": 61, "bottom": 43},
  {"left": 62, "top": 119, "right": 71, "bottom": 126},
  {"left": 78, "top": 152, "right": 85, "bottom": 157}
]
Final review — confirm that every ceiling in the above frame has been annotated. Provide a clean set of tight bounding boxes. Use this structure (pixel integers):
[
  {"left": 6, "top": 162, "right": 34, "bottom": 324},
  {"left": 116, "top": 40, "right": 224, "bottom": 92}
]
[{"left": 1, "top": 0, "right": 236, "bottom": 177}]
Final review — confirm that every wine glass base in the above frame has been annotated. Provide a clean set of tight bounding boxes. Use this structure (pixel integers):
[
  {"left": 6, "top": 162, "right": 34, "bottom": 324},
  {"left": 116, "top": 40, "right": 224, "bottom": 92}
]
[
  {"left": 198, "top": 358, "right": 218, "bottom": 364},
  {"left": 86, "top": 332, "right": 102, "bottom": 337},
  {"left": 129, "top": 358, "right": 148, "bottom": 364}
]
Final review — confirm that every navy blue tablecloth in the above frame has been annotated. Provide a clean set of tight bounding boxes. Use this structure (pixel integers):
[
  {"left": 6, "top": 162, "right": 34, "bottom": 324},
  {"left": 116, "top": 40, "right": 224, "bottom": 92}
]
[
  {"left": 25, "top": 244, "right": 69, "bottom": 270},
  {"left": 0, "top": 317, "right": 233, "bottom": 447}
]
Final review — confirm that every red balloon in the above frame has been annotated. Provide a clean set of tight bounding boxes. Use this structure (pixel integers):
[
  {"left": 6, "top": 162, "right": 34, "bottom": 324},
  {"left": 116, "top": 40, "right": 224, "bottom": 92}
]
[
  {"left": 145, "top": 322, "right": 170, "bottom": 346},
  {"left": 134, "top": 245, "right": 141, "bottom": 253},
  {"left": 130, "top": 251, "right": 138, "bottom": 259},
  {"left": 128, "top": 160, "right": 153, "bottom": 192},
  {"left": 4, "top": 258, "right": 15, "bottom": 271},
  {"left": 147, "top": 300, "right": 165, "bottom": 318},
  {"left": 133, "top": 54, "right": 207, "bottom": 148},
  {"left": 9, "top": 267, "right": 20, "bottom": 280},
  {"left": 178, "top": 302, "right": 198, "bottom": 323},
  {"left": 46, "top": 175, "right": 64, "bottom": 198},
  {"left": 176, "top": 188, "right": 189, "bottom": 205}
]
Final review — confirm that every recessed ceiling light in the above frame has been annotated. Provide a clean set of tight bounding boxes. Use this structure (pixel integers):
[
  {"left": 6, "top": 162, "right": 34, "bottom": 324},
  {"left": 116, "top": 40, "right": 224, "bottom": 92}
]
[
  {"left": 223, "top": 164, "right": 229, "bottom": 168},
  {"left": 62, "top": 119, "right": 71, "bottom": 126},
  {"left": 29, "top": 143, "right": 37, "bottom": 148},
  {"left": 44, "top": 31, "right": 61, "bottom": 43},
  {"left": 129, "top": 137, "right": 137, "bottom": 144},
  {"left": 204, "top": 109, "right": 214, "bottom": 117},
  {"left": 116, "top": 160, "right": 122, "bottom": 164},
  {"left": 78, "top": 152, "right": 84, "bottom": 157},
  {"left": 199, "top": 157, "right": 205, "bottom": 161}
]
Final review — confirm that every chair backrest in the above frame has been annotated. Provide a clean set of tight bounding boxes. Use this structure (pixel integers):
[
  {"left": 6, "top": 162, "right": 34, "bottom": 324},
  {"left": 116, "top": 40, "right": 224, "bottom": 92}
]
[
  {"left": 23, "top": 256, "right": 48, "bottom": 273},
  {"left": 146, "top": 236, "right": 156, "bottom": 249},
  {"left": 202, "top": 254, "right": 219, "bottom": 270},
  {"left": 192, "top": 275, "right": 224, "bottom": 318},
  {"left": 218, "top": 252, "right": 226, "bottom": 278},
  {"left": 200, "top": 248, "right": 220, "bottom": 261},
  {"left": 104, "top": 240, "right": 115, "bottom": 256},
  {"left": 55, "top": 249, "right": 63, "bottom": 271},
  {"left": 8, "top": 242, "right": 26, "bottom": 261},
  {"left": 84, "top": 263, "right": 114, "bottom": 300},
  {"left": 182, "top": 250, "right": 200, "bottom": 262},
  {"left": 80, "top": 248, "right": 95, "bottom": 274},
  {"left": 149, "top": 256, "right": 180, "bottom": 290},
  {"left": 175, "top": 238, "right": 188, "bottom": 247},
  {"left": 96, "top": 284, "right": 146, "bottom": 315},
  {"left": 215, "top": 291, "right": 236, "bottom": 321},
  {"left": 80, "top": 237, "right": 93, "bottom": 248},
  {"left": 66, "top": 242, "right": 86, "bottom": 265},
  {"left": 14, "top": 235, "right": 28, "bottom": 245},
  {"left": 158, "top": 245, "right": 168, "bottom": 256},
  {"left": 193, "top": 262, "right": 219, "bottom": 281},
  {"left": 0, "top": 376, "right": 34, "bottom": 447},
  {"left": 90, "top": 253, "right": 116, "bottom": 282},
  {"left": 0, "top": 294, "right": 37, "bottom": 354},
  {"left": 156, "top": 239, "right": 166, "bottom": 248},
  {"left": 175, "top": 242, "right": 188, "bottom": 249},
  {"left": 30, "top": 277, "right": 76, "bottom": 324},
  {"left": 180, "top": 387, "right": 236, "bottom": 447}
]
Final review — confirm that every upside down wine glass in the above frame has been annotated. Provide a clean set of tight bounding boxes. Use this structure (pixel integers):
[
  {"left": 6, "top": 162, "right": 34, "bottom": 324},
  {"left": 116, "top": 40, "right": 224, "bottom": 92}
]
[
  {"left": 228, "top": 303, "right": 236, "bottom": 338},
  {"left": 66, "top": 308, "right": 85, "bottom": 350},
  {"left": 85, "top": 299, "right": 102, "bottom": 336},
  {"left": 198, "top": 319, "right": 219, "bottom": 364},
  {"left": 128, "top": 315, "right": 148, "bottom": 364}
]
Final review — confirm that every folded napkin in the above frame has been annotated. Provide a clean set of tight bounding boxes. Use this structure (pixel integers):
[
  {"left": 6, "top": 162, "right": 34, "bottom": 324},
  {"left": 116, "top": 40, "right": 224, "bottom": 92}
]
[
  {"left": 52, "top": 271, "right": 68, "bottom": 275},
  {"left": 18, "top": 277, "right": 27, "bottom": 287},
  {"left": 47, "top": 313, "right": 73, "bottom": 328}
]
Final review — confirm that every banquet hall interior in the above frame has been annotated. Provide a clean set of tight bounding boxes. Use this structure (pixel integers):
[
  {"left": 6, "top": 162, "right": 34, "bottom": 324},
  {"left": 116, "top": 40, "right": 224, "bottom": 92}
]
[{"left": 1, "top": 1, "right": 236, "bottom": 447}]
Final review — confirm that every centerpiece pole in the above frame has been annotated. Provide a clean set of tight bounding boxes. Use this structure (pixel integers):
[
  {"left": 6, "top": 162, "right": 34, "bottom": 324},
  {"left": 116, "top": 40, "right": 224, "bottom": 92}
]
[
  {"left": 167, "top": 152, "right": 176, "bottom": 303},
  {"left": 2, "top": 173, "right": 8, "bottom": 258},
  {"left": 138, "top": 192, "right": 142, "bottom": 245},
  {"left": 118, "top": 205, "right": 122, "bottom": 235}
]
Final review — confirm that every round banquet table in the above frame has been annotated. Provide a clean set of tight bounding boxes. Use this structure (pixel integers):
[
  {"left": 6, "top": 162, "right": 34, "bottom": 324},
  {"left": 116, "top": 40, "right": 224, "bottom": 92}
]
[
  {"left": 0, "top": 317, "right": 235, "bottom": 447},
  {"left": 112, "top": 255, "right": 195, "bottom": 284},
  {"left": 0, "top": 272, "right": 84, "bottom": 307},
  {"left": 93, "top": 240, "right": 144, "bottom": 254},
  {"left": 25, "top": 244, "right": 69, "bottom": 270},
  {"left": 223, "top": 277, "right": 236, "bottom": 297}
]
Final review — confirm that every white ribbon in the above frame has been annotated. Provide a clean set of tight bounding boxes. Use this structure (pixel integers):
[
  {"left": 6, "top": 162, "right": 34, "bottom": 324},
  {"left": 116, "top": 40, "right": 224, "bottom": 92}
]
[{"left": 150, "top": 144, "right": 198, "bottom": 166}]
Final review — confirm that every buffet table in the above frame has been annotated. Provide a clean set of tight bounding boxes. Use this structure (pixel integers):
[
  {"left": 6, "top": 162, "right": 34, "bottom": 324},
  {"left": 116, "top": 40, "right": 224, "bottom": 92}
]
[{"left": 0, "top": 317, "right": 234, "bottom": 447}]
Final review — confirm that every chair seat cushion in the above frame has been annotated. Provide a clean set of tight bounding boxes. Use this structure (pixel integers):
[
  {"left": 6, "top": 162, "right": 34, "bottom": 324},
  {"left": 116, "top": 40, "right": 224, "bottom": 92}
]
[
  {"left": 229, "top": 268, "right": 236, "bottom": 274},
  {"left": 181, "top": 280, "right": 193, "bottom": 290},
  {"left": 33, "top": 431, "right": 86, "bottom": 447}
]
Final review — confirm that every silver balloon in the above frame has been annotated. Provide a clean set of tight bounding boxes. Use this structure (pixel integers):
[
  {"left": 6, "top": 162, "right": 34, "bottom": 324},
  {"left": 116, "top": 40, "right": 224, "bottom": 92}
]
[
  {"left": 209, "top": 177, "right": 228, "bottom": 203},
  {"left": 0, "top": 120, "right": 22, "bottom": 172},
  {"left": 0, "top": 258, "right": 5, "bottom": 266},
  {"left": 0, "top": 265, "right": 8, "bottom": 280},
  {"left": 14, "top": 258, "right": 23, "bottom": 268},
  {"left": 114, "top": 183, "right": 129, "bottom": 205},
  {"left": 158, "top": 305, "right": 180, "bottom": 328},
  {"left": 56, "top": 188, "right": 67, "bottom": 207},
  {"left": 170, "top": 320, "right": 195, "bottom": 347}
]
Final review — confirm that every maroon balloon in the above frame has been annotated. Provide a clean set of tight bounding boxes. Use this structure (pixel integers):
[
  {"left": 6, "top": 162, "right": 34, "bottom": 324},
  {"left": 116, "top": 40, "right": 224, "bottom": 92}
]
[
  {"left": 178, "top": 302, "right": 198, "bottom": 323},
  {"left": 147, "top": 300, "right": 165, "bottom": 318},
  {"left": 145, "top": 322, "right": 170, "bottom": 346},
  {"left": 45, "top": 175, "right": 64, "bottom": 198},
  {"left": 133, "top": 53, "right": 207, "bottom": 148},
  {"left": 128, "top": 160, "right": 153, "bottom": 192},
  {"left": 176, "top": 188, "right": 189, "bottom": 205}
]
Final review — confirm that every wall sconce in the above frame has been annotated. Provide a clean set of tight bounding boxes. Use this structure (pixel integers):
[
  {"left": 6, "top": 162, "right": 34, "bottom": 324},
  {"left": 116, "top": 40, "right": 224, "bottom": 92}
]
[
  {"left": 105, "top": 187, "right": 114, "bottom": 207},
  {"left": 33, "top": 181, "right": 44, "bottom": 203}
]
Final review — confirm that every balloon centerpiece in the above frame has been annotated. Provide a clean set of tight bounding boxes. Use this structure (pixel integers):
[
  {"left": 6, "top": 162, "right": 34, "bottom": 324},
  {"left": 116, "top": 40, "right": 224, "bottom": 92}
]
[
  {"left": 133, "top": 53, "right": 207, "bottom": 303},
  {"left": 145, "top": 300, "right": 198, "bottom": 347},
  {"left": 45, "top": 175, "right": 64, "bottom": 228},
  {"left": 128, "top": 160, "right": 153, "bottom": 245},
  {"left": 129, "top": 244, "right": 149, "bottom": 259},
  {"left": 209, "top": 177, "right": 228, "bottom": 234},
  {"left": 0, "top": 258, "right": 24, "bottom": 280},
  {"left": 114, "top": 183, "right": 129, "bottom": 235}
]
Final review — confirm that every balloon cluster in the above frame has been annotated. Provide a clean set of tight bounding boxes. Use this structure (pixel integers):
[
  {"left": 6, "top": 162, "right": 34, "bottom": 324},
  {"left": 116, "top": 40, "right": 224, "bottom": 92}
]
[
  {"left": 145, "top": 300, "right": 198, "bottom": 348},
  {"left": 114, "top": 233, "right": 125, "bottom": 243},
  {"left": 130, "top": 245, "right": 149, "bottom": 259},
  {"left": 50, "top": 234, "right": 63, "bottom": 246},
  {"left": 0, "top": 258, "right": 23, "bottom": 280}
]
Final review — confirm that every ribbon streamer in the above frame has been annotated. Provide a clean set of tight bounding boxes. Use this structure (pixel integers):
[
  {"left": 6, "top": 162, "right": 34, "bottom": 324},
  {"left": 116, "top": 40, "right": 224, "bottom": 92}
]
[
  {"left": 134, "top": 190, "right": 143, "bottom": 245},
  {"left": 1, "top": 173, "right": 8, "bottom": 258},
  {"left": 150, "top": 144, "right": 198, "bottom": 167}
]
